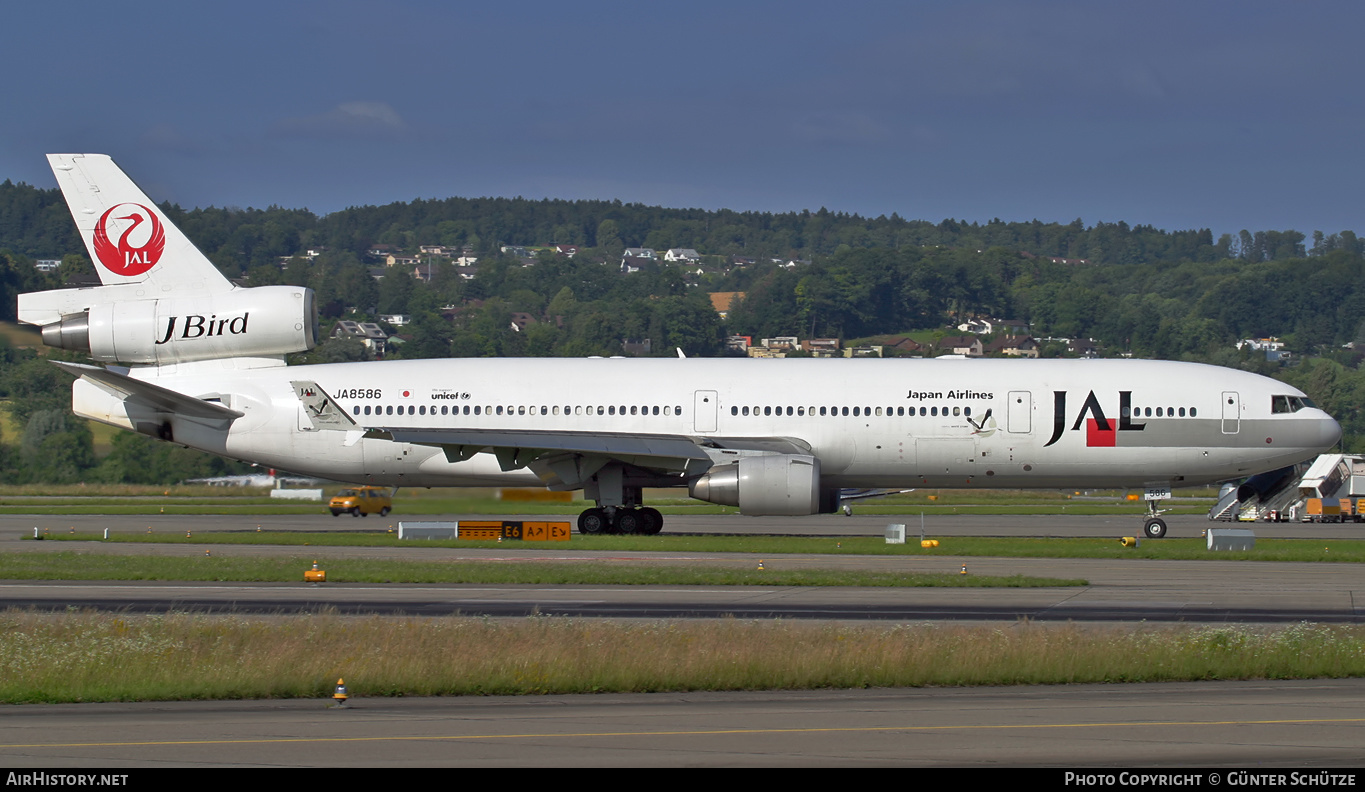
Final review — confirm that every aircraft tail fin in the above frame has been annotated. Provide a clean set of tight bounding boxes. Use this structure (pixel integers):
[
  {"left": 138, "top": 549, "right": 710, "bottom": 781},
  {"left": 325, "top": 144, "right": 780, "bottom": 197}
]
[{"left": 47, "top": 154, "right": 232, "bottom": 292}]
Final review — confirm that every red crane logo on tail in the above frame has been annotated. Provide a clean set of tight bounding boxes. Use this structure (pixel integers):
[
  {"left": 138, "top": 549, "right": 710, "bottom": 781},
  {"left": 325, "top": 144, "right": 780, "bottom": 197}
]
[{"left": 93, "top": 203, "right": 165, "bottom": 277}]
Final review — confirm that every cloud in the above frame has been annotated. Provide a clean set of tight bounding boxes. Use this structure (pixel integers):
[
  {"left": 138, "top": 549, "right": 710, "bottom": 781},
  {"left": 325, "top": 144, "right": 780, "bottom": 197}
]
[{"left": 273, "top": 101, "right": 408, "bottom": 140}]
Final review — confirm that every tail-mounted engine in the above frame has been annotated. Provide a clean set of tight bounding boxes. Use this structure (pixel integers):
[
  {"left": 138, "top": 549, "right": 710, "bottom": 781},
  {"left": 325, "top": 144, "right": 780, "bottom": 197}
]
[{"left": 19, "top": 285, "right": 318, "bottom": 365}]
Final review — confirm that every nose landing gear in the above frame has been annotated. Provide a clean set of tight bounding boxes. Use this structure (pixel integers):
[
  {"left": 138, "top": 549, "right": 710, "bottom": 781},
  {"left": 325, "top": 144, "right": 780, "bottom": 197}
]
[{"left": 1141, "top": 487, "right": 1172, "bottom": 538}]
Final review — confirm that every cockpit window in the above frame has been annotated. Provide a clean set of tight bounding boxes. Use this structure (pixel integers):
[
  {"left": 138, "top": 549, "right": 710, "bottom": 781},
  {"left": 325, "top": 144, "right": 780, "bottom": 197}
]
[{"left": 1272, "top": 395, "right": 1313, "bottom": 413}]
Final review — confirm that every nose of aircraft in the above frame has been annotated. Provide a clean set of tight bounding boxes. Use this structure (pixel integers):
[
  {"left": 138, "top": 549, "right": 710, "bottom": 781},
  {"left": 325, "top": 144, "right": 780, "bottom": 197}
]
[{"left": 1312, "top": 410, "right": 1343, "bottom": 451}]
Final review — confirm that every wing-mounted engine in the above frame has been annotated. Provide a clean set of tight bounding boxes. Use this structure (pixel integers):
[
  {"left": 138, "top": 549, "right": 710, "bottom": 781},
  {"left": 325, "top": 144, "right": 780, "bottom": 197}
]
[
  {"left": 19, "top": 285, "right": 318, "bottom": 365},
  {"left": 688, "top": 454, "right": 827, "bottom": 516}
]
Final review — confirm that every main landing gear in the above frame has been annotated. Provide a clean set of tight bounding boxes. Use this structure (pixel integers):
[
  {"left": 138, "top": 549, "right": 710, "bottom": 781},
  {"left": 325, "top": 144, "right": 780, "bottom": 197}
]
[
  {"left": 577, "top": 506, "right": 664, "bottom": 535},
  {"left": 576, "top": 465, "right": 668, "bottom": 535}
]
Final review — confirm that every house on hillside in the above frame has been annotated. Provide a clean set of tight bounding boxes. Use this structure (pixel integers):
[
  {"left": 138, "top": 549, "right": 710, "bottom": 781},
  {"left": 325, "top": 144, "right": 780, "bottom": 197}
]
[
  {"left": 664, "top": 248, "right": 701, "bottom": 263},
  {"left": 984, "top": 335, "right": 1039, "bottom": 358},
  {"left": 332, "top": 320, "right": 390, "bottom": 355},
  {"left": 937, "top": 335, "right": 983, "bottom": 357}
]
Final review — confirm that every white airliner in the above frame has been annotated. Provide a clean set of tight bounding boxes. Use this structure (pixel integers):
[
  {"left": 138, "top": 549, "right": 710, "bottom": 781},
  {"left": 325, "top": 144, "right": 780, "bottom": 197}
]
[{"left": 17, "top": 154, "right": 1343, "bottom": 538}]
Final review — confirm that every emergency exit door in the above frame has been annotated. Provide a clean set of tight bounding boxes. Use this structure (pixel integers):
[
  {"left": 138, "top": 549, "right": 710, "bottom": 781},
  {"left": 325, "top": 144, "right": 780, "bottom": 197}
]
[{"left": 1221, "top": 391, "right": 1240, "bottom": 434}]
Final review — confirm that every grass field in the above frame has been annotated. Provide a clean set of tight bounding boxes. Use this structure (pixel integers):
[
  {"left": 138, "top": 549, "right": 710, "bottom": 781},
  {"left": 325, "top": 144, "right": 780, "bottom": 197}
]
[{"left": 1, "top": 612, "right": 1360, "bottom": 704}]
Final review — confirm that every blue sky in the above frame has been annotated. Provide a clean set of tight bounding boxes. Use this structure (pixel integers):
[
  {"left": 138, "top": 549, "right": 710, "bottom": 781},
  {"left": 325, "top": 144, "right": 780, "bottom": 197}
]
[{"left": 2, "top": 1, "right": 1361, "bottom": 237}]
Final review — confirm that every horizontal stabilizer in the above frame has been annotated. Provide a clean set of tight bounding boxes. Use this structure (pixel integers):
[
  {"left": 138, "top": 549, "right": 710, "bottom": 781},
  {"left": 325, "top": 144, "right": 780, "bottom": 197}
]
[{"left": 51, "top": 360, "right": 242, "bottom": 422}]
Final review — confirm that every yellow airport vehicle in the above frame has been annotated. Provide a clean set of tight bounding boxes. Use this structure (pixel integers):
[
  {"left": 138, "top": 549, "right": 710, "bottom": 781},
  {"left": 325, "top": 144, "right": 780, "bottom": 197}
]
[{"left": 329, "top": 486, "right": 393, "bottom": 517}]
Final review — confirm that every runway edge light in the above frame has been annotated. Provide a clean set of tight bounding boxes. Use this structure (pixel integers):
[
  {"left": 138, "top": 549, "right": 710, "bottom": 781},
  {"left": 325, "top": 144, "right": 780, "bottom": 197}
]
[
  {"left": 333, "top": 679, "right": 348, "bottom": 707},
  {"left": 305, "top": 560, "right": 326, "bottom": 583}
]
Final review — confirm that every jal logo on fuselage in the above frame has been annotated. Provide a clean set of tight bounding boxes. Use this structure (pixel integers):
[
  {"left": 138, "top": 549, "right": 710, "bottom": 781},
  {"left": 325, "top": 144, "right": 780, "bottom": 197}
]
[
  {"left": 155, "top": 314, "right": 249, "bottom": 345},
  {"left": 92, "top": 203, "right": 165, "bottom": 277},
  {"left": 1044, "top": 390, "right": 1145, "bottom": 447}
]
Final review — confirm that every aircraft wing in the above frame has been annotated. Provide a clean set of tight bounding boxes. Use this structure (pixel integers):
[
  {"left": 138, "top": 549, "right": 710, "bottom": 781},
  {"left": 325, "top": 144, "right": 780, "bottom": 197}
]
[
  {"left": 372, "top": 426, "right": 715, "bottom": 489},
  {"left": 295, "top": 381, "right": 812, "bottom": 490},
  {"left": 52, "top": 360, "right": 243, "bottom": 422}
]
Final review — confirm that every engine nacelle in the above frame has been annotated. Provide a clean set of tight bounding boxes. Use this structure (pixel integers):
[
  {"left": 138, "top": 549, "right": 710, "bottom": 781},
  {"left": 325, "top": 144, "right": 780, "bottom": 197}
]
[
  {"left": 25, "top": 285, "right": 318, "bottom": 365},
  {"left": 688, "top": 454, "right": 822, "bottom": 516}
]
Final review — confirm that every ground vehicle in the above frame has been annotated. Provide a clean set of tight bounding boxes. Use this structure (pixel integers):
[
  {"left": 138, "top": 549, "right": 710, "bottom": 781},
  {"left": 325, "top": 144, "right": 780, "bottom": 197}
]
[{"left": 329, "top": 487, "right": 392, "bottom": 517}]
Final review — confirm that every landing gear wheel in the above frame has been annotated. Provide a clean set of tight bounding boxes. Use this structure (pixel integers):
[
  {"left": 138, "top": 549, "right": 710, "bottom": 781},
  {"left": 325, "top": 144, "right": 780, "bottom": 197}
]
[
  {"left": 578, "top": 508, "right": 609, "bottom": 534},
  {"left": 639, "top": 507, "right": 663, "bottom": 535},
  {"left": 614, "top": 510, "right": 642, "bottom": 535},
  {"left": 1143, "top": 517, "right": 1167, "bottom": 539}
]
